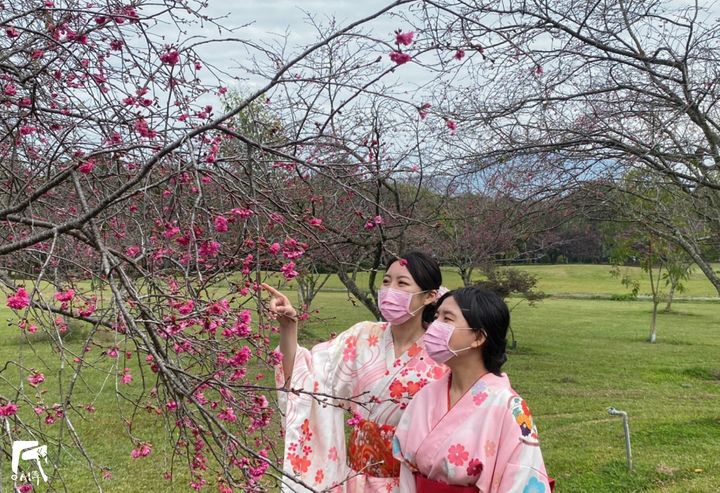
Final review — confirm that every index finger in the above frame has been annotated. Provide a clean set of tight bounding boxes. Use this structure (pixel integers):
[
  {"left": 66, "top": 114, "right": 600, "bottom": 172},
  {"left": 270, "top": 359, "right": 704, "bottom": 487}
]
[{"left": 260, "top": 283, "right": 284, "bottom": 298}]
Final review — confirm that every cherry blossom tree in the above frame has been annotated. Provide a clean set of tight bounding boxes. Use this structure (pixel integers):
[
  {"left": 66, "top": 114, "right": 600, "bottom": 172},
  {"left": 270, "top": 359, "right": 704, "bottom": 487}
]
[
  {"left": 0, "top": 1, "right": 470, "bottom": 490},
  {"left": 401, "top": 0, "right": 720, "bottom": 294}
]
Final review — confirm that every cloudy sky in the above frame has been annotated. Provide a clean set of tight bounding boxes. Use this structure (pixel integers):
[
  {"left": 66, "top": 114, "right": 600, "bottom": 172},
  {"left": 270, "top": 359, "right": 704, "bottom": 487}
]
[{"left": 165, "top": 0, "right": 412, "bottom": 93}]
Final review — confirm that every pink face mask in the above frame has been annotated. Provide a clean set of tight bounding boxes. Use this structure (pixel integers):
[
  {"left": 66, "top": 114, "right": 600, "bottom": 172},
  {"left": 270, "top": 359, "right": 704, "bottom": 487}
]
[
  {"left": 424, "top": 320, "right": 476, "bottom": 364},
  {"left": 378, "top": 287, "right": 427, "bottom": 325}
]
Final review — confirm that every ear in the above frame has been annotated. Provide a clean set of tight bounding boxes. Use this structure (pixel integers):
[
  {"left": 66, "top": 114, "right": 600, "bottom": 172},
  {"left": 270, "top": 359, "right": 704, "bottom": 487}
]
[
  {"left": 423, "top": 289, "right": 438, "bottom": 305},
  {"left": 471, "top": 331, "right": 486, "bottom": 348}
]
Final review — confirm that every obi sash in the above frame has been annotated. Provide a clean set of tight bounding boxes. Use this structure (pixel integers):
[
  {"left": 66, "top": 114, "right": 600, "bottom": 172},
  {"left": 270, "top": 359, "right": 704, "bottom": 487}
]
[
  {"left": 347, "top": 419, "right": 400, "bottom": 478},
  {"left": 414, "top": 472, "right": 556, "bottom": 492},
  {"left": 414, "top": 472, "right": 479, "bottom": 493}
]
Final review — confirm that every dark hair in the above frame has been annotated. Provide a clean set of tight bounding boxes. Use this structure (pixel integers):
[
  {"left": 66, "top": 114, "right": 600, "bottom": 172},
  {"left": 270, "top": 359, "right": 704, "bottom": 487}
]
[
  {"left": 437, "top": 286, "right": 509, "bottom": 374},
  {"left": 384, "top": 251, "right": 442, "bottom": 324}
]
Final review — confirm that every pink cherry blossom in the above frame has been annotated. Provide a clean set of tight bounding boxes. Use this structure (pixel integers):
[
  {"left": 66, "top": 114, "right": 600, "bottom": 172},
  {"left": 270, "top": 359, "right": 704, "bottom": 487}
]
[
  {"left": 214, "top": 215, "right": 229, "bottom": 233},
  {"left": 177, "top": 300, "right": 194, "bottom": 315},
  {"left": 160, "top": 49, "right": 180, "bottom": 66},
  {"left": 126, "top": 245, "right": 141, "bottom": 257},
  {"left": 28, "top": 372, "right": 45, "bottom": 386},
  {"left": 78, "top": 159, "right": 95, "bottom": 174},
  {"left": 54, "top": 288, "right": 75, "bottom": 302},
  {"left": 0, "top": 403, "right": 18, "bottom": 416},
  {"left": 454, "top": 49, "right": 465, "bottom": 60},
  {"left": 131, "top": 442, "right": 152, "bottom": 458},
  {"left": 389, "top": 51, "right": 412, "bottom": 65},
  {"left": 395, "top": 31, "right": 414, "bottom": 46},
  {"left": 7, "top": 287, "right": 30, "bottom": 310}
]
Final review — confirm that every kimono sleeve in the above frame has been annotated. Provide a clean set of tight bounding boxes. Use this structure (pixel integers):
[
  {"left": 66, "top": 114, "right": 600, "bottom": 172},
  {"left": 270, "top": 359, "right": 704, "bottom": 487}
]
[
  {"left": 274, "top": 322, "right": 368, "bottom": 492},
  {"left": 488, "top": 396, "right": 552, "bottom": 493}
]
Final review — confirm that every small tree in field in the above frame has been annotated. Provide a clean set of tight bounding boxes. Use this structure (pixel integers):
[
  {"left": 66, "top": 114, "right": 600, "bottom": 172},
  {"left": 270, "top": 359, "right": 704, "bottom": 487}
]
[{"left": 610, "top": 230, "right": 692, "bottom": 343}]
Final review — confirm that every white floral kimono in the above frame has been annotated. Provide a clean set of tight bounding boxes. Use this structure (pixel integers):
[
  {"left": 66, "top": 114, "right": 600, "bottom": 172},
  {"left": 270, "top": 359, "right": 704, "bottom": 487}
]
[{"left": 275, "top": 321, "right": 447, "bottom": 492}]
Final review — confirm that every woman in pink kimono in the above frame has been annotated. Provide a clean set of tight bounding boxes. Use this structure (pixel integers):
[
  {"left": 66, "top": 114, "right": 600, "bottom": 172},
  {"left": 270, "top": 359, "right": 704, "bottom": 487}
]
[
  {"left": 263, "top": 252, "right": 448, "bottom": 492},
  {"left": 393, "top": 287, "right": 555, "bottom": 493}
]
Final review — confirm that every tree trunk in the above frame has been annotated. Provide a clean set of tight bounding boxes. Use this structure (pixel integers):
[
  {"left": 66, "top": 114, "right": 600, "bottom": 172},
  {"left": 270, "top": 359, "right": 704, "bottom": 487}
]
[
  {"left": 663, "top": 282, "right": 676, "bottom": 312},
  {"left": 337, "top": 269, "right": 381, "bottom": 320},
  {"left": 459, "top": 266, "right": 474, "bottom": 287},
  {"left": 666, "top": 232, "right": 720, "bottom": 296},
  {"left": 649, "top": 300, "right": 658, "bottom": 343}
]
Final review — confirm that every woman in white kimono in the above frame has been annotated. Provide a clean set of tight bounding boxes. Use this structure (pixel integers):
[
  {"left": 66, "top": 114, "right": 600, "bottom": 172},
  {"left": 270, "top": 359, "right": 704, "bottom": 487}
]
[
  {"left": 393, "top": 286, "right": 555, "bottom": 493},
  {"left": 263, "top": 251, "right": 448, "bottom": 492}
]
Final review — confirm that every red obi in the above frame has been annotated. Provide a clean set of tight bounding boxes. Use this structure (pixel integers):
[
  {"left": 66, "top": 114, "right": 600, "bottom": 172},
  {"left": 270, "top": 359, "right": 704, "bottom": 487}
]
[
  {"left": 347, "top": 419, "right": 400, "bottom": 478},
  {"left": 414, "top": 473, "right": 479, "bottom": 493},
  {"left": 414, "top": 472, "right": 556, "bottom": 492}
]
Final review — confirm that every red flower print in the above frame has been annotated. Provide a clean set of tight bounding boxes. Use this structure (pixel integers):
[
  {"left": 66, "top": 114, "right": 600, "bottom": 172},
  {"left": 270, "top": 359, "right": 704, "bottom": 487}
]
[
  {"left": 389, "top": 380, "right": 406, "bottom": 399},
  {"left": 315, "top": 469, "right": 324, "bottom": 484},
  {"left": 447, "top": 444, "right": 469, "bottom": 466},
  {"left": 301, "top": 419, "right": 312, "bottom": 440},
  {"left": 343, "top": 345, "right": 357, "bottom": 361},
  {"left": 473, "top": 392, "right": 488, "bottom": 406},
  {"left": 522, "top": 400, "right": 532, "bottom": 417},
  {"left": 367, "top": 334, "right": 379, "bottom": 346},
  {"left": 427, "top": 365, "right": 446, "bottom": 380},
  {"left": 466, "top": 458, "right": 483, "bottom": 476}
]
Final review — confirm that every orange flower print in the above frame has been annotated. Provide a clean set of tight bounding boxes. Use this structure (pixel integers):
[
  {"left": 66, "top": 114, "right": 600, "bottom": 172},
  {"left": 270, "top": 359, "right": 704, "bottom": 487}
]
[
  {"left": 407, "top": 342, "right": 421, "bottom": 357},
  {"left": 289, "top": 453, "right": 311, "bottom": 474},
  {"left": 315, "top": 469, "right": 324, "bottom": 484},
  {"left": 389, "top": 380, "right": 406, "bottom": 399},
  {"left": 484, "top": 440, "right": 497, "bottom": 457},
  {"left": 447, "top": 443, "right": 469, "bottom": 466},
  {"left": 405, "top": 380, "right": 422, "bottom": 396},
  {"left": 516, "top": 411, "right": 534, "bottom": 437}
]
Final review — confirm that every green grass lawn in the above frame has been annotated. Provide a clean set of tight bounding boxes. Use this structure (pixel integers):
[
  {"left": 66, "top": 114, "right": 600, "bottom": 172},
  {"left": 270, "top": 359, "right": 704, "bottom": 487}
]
[
  {"left": 274, "top": 263, "right": 720, "bottom": 299},
  {"left": 300, "top": 295, "right": 720, "bottom": 493},
  {"left": 1, "top": 265, "right": 719, "bottom": 492}
]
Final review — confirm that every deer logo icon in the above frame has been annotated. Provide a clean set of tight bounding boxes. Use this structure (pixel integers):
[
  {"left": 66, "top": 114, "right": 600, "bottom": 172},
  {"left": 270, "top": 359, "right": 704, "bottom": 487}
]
[{"left": 11, "top": 441, "right": 48, "bottom": 484}]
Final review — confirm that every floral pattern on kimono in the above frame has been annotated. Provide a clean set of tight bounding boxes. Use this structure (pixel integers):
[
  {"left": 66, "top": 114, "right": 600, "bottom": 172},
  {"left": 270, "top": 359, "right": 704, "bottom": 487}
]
[
  {"left": 393, "top": 372, "right": 552, "bottom": 493},
  {"left": 275, "top": 321, "right": 447, "bottom": 493}
]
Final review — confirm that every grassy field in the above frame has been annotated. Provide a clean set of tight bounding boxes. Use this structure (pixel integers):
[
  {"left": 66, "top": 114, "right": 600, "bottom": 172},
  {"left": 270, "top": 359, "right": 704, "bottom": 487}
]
[
  {"left": 289, "top": 263, "right": 720, "bottom": 299},
  {"left": 0, "top": 264, "right": 718, "bottom": 492}
]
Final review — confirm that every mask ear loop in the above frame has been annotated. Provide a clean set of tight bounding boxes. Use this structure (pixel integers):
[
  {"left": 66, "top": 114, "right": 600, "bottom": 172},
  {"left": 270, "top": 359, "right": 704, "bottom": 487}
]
[
  {"left": 449, "top": 327, "right": 487, "bottom": 355},
  {"left": 409, "top": 289, "right": 436, "bottom": 316}
]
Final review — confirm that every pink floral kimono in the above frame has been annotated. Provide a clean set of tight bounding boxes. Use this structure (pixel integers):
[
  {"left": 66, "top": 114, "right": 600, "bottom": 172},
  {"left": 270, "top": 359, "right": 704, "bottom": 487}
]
[
  {"left": 275, "top": 321, "right": 447, "bottom": 492},
  {"left": 393, "top": 372, "right": 554, "bottom": 493}
]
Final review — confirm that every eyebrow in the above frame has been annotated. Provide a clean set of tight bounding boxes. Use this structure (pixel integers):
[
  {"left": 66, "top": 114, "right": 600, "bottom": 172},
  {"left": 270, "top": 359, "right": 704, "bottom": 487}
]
[{"left": 384, "top": 274, "right": 412, "bottom": 281}]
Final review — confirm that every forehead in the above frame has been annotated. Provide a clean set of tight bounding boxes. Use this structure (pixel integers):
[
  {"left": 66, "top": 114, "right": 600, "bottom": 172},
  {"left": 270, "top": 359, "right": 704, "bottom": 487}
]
[
  {"left": 437, "top": 296, "right": 462, "bottom": 315},
  {"left": 384, "top": 261, "right": 414, "bottom": 280}
]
